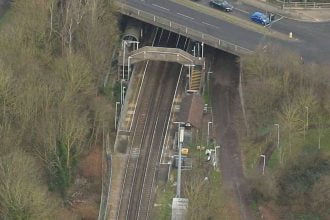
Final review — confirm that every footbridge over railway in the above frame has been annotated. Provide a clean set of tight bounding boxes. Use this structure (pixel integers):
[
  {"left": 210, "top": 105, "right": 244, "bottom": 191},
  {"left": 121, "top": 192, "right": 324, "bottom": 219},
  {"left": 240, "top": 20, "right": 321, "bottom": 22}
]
[
  {"left": 119, "top": 46, "right": 205, "bottom": 66},
  {"left": 119, "top": 45, "right": 205, "bottom": 92},
  {"left": 115, "top": 1, "right": 253, "bottom": 56}
]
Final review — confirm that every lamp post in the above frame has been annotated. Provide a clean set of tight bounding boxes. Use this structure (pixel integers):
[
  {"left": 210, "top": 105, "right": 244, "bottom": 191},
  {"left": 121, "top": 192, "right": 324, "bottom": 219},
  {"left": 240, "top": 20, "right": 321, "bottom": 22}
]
[
  {"left": 274, "top": 123, "right": 281, "bottom": 164},
  {"left": 197, "top": 42, "right": 200, "bottom": 57},
  {"left": 173, "top": 122, "right": 185, "bottom": 198},
  {"left": 201, "top": 42, "right": 204, "bottom": 58},
  {"left": 120, "top": 79, "right": 125, "bottom": 105},
  {"left": 305, "top": 106, "right": 309, "bottom": 129},
  {"left": 121, "top": 83, "right": 126, "bottom": 106},
  {"left": 304, "top": 106, "right": 308, "bottom": 136},
  {"left": 303, "top": 106, "right": 309, "bottom": 139},
  {"left": 115, "top": 101, "right": 120, "bottom": 130},
  {"left": 214, "top": 146, "right": 220, "bottom": 169},
  {"left": 207, "top": 121, "right": 213, "bottom": 146},
  {"left": 128, "top": 56, "right": 131, "bottom": 81},
  {"left": 274, "top": 124, "right": 279, "bottom": 149},
  {"left": 260, "top": 154, "right": 266, "bottom": 175},
  {"left": 123, "top": 40, "right": 139, "bottom": 81},
  {"left": 122, "top": 40, "right": 127, "bottom": 80},
  {"left": 123, "top": 86, "right": 126, "bottom": 101}
]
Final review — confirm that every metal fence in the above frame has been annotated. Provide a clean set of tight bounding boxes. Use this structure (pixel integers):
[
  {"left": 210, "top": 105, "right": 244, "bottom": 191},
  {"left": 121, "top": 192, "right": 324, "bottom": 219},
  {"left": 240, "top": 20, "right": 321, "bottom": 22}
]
[
  {"left": 116, "top": 2, "right": 253, "bottom": 56},
  {"left": 97, "top": 154, "right": 112, "bottom": 220},
  {"left": 276, "top": 0, "right": 330, "bottom": 9}
]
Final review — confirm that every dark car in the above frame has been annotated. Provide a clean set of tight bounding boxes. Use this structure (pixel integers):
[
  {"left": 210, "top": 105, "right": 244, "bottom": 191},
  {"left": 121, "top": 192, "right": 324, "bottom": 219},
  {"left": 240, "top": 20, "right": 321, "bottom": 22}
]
[
  {"left": 250, "top": 12, "right": 270, "bottom": 26},
  {"left": 210, "top": 0, "right": 234, "bottom": 12}
]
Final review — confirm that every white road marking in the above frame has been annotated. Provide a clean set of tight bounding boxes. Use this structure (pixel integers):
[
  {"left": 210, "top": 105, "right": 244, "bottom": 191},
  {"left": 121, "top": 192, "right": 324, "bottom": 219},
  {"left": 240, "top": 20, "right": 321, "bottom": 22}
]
[
  {"left": 177, "top": 12, "right": 194, "bottom": 20},
  {"left": 152, "top": 3, "right": 169, "bottom": 11},
  {"left": 235, "top": 8, "right": 249, "bottom": 14},
  {"left": 202, "top": 21, "right": 219, "bottom": 29}
]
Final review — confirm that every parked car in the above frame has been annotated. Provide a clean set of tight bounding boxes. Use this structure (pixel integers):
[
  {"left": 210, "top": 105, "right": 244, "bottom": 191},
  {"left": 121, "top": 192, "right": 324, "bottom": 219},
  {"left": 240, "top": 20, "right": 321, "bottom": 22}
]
[
  {"left": 250, "top": 12, "right": 270, "bottom": 26},
  {"left": 210, "top": 0, "right": 233, "bottom": 12}
]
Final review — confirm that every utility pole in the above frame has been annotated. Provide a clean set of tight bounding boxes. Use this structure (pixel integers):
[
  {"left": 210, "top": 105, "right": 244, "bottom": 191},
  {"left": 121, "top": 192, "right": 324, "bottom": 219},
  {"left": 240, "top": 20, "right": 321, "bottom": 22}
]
[{"left": 173, "top": 122, "right": 185, "bottom": 198}]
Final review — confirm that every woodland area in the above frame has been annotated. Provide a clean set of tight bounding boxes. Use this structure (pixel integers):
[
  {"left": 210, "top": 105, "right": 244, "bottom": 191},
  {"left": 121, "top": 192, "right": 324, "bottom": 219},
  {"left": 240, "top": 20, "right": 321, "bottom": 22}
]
[
  {"left": 240, "top": 46, "right": 330, "bottom": 219},
  {"left": 0, "top": 0, "right": 119, "bottom": 219}
]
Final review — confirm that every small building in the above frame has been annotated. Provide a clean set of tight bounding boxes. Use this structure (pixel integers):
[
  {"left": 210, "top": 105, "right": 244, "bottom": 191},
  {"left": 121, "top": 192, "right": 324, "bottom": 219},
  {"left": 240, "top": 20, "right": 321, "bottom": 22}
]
[
  {"left": 178, "top": 93, "right": 204, "bottom": 129},
  {"left": 177, "top": 93, "right": 204, "bottom": 147}
]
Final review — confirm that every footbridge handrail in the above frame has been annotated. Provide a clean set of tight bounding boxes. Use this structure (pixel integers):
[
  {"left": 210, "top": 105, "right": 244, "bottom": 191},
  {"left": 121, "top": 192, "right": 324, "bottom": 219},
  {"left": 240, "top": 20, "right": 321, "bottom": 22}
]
[{"left": 115, "top": 1, "right": 253, "bottom": 56}]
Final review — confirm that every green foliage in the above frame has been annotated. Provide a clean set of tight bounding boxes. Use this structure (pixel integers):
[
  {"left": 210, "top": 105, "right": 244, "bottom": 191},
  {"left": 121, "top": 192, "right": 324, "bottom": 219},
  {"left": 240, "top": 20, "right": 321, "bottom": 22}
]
[
  {"left": 275, "top": 152, "right": 330, "bottom": 219},
  {"left": 113, "top": 81, "right": 121, "bottom": 102},
  {"left": 100, "top": 81, "right": 121, "bottom": 101},
  {"left": 277, "top": 152, "right": 329, "bottom": 203},
  {"left": 49, "top": 141, "right": 78, "bottom": 196},
  {"left": 154, "top": 183, "right": 175, "bottom": 220},
  {"left": 248, "top": 152, "right": 330, "bottom": 219}
]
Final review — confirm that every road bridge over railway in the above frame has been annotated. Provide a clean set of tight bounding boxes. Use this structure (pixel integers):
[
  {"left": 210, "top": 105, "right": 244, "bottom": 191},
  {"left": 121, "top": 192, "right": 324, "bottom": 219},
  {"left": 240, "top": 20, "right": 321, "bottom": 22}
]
[
  {"left": 116, "top": 1, "right": 253, "bottom": 56},
  {"left": 115, "top": 0, "right": 330, "bottom": 63}
]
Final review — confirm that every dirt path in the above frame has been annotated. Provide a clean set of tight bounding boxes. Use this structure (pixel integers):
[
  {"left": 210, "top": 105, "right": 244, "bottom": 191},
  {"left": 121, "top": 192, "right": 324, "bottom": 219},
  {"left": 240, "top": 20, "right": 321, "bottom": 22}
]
[{"left": 210, "top": 50, "right": 256, "bottom": 220}]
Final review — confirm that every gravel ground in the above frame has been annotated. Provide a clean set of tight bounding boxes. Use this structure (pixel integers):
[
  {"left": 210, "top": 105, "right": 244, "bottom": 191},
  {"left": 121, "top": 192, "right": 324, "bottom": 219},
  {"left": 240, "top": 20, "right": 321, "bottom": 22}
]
[{"left": 211, "top": 49, "right": 257, "bottom": 220}]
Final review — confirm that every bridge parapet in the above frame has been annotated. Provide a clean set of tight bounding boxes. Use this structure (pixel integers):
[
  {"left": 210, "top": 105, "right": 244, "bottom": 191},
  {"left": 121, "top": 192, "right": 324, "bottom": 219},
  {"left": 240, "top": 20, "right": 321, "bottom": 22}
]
[
  {"left": 115, "top": 1, "right": 253, "bottom": 56},
  {"left": 128, "top": 46, "right": 204, "bottom": 66}
]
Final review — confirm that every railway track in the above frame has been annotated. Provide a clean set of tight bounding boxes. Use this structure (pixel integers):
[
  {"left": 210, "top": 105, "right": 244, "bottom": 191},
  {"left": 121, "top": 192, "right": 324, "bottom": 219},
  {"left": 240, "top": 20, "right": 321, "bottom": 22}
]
[
  {"left": 116, "top": 61, "right": 181, "bottom": 220},
  {"left": 116, "top": 27, "right": 191, "bottom": 220}
]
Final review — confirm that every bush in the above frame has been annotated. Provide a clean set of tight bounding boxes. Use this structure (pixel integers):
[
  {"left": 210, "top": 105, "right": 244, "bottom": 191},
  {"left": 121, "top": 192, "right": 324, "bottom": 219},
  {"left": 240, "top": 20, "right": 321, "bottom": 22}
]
[{"left": 276, "top": 152, "right": 330, "bottom": 219}]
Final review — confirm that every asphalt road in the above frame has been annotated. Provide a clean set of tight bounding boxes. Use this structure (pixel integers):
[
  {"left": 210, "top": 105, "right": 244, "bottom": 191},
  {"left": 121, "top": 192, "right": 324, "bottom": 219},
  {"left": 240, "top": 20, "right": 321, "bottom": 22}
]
[{"left": 123, "top": 0, "right": 330, "bottom": 63}]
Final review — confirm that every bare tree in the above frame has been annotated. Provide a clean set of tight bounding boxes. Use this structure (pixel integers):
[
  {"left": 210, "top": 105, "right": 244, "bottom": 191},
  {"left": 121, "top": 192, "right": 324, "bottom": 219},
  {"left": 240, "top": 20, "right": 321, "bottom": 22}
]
[{"left": 0, "top": 150, "right": 59, "bottom": 219}]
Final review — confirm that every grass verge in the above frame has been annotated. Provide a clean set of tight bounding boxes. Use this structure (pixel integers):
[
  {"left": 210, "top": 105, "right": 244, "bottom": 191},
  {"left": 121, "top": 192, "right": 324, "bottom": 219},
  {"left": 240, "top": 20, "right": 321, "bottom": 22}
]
[{"left": 153, "top": 183, "right": 175, "bottom": 220}]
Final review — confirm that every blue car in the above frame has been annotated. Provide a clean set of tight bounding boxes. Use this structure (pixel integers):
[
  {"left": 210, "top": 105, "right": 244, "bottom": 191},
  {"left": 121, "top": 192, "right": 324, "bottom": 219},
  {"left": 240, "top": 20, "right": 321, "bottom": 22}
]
[{"left": 250, "top": 12, "right": 270, "bottom": 26}]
